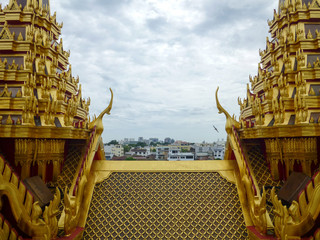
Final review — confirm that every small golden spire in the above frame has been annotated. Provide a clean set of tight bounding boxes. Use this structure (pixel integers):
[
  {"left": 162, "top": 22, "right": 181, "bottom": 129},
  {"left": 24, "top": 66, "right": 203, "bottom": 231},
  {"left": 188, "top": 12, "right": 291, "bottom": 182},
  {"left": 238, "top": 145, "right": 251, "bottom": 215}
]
[
  {"left": 6, "top": 115, "right": 13, "bottom": 125},
  {"left": 309, "top": 87, "right": 316, "bottom": 96},
  {"left": 310, "top": 116, "right": 315, "bottom": 123},
  {"left": 17, "top": 32, "right": 23, "bottom": 41},
  {"left": 0, "top": 84, "right": 12, "bottom": 97},
  {"left": 16, "top": 89, "right": 22, "bottom": 97}
]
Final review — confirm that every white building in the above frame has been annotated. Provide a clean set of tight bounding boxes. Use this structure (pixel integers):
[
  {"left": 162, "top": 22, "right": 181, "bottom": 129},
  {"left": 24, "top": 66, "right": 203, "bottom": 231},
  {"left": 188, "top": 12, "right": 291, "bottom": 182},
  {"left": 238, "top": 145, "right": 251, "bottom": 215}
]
[
  {"left": 212, "top": 140, "right": 226, "bottom": 159},
  {"left": 192, "top": 140, "right": 226, "bottom": 160},
  {"left": 104, "top": 144, "right": 124, "bottom": 160},
  {"left": 130, "top": 147, "right": 150, "bottom": 157},
  {"left": 168, "top": 152, "right": 194, "bottom": 161},
  {"left": 155, "top": 147, "right": 194, "bottom": 161},
  {"left": 212, "top": 145, "right": 225, "bottom": 160}
]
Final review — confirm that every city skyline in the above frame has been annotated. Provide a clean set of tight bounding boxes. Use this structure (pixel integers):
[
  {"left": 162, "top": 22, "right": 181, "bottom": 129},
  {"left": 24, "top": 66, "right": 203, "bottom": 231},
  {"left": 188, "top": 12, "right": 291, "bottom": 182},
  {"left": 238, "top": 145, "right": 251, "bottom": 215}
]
[
  {"left": 106, "top": 136, "right": 225, "bottom": 144},
  {"left": 0, "top": 0, "right": 279, "bottom": 142}
]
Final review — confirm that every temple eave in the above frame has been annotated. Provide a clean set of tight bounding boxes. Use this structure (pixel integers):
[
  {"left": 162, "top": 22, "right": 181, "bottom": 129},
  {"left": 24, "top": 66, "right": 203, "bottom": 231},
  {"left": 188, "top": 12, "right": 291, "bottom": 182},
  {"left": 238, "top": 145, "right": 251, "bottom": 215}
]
[
  {"left": 239, "top": 124, "right": 320, "bottom": 139},
  {"left": 0, "top": 125, "right": 90, "bottom": 139}
]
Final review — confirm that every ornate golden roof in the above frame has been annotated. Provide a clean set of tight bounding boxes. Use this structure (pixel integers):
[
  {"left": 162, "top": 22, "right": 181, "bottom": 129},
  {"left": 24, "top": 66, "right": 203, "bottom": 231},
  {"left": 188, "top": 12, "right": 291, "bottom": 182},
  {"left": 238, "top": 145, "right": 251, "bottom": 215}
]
[
  {"left": 238, "top": 0, "right": 320, "bottom": 138},
  {"left": 84, "top": 172, "right": 248, "bottom": 239},
  {"left": 215, "top": 1, "right": 320, "bottom": 239},
  {"left": 0, "top": 0, "right": 90, "bottom": 140}
]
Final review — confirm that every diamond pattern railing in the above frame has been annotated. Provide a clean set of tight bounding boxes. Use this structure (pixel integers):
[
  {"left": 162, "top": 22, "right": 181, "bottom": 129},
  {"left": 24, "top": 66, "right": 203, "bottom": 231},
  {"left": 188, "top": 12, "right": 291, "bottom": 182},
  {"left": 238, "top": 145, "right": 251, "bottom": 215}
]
[
  {"left": 56, "top": 142, "right": 85, "bottom": 191},
  {"left": 247, "top": 146, "right": 280, "bottom": 188},
  {"left": 83, "top": 172, "right": 248, "bottom": 239},
  {"left": 55, "top": 141, "right": 86, "bottom": 225},
  {"left": 247, "top": 146, "right": 281, "bottom": 223}
]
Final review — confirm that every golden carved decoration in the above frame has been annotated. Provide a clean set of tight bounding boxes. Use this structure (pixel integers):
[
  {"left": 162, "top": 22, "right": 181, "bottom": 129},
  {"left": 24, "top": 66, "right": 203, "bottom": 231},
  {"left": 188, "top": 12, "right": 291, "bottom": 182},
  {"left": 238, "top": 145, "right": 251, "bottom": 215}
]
[
  {"left": 0, "top": 212, "right": 23, "bottom": 239},
  {"left": 24, "top": 74, "right": 36, "bottom": 97},
  {"left": 265, "top": 138, "right": 317, "bottom": 180},
  {"left": 15, "top": 139, "right": 65, "bottom": 180},
  {"left": 294, "top": 90, "right": 308, "bottom": 123},
  {"left": 252, "top": 97, "right": 264, "bottom": 126},
  {"left": 278, "top": 74, "right": 288, "bottom": 98},
  {"left": 17, "top": 32, "right": 23, "bottom": 41},
  {"left": 0, "top": 84, "right": 12, "bottom": 97},
  {"left": 44, "top": 100, "right": 58, "bottom": 125},
  {"left": 307, "top": 29, "right": 313, "bottom": 39},
  {"left": 314, "top": 58, "right": 320, "bottom": 68},
  {"left": 272, "top": 97, "right": 285, "bottom": 125},
  {"left": 309, "top": 87, "right": 316, "bottom": 96},
  {"left": 0, "top": 155, "right": 60, "bottom": 239},
  {"left": 6, "top": 115, "right": 13, "bottom": 125},
  {"left": 6, "top": 0, "right": 21, "bottom": 11},
  {"left": 88, "top": 88, "right": 113, "bottom": 134},
  {"left": 0, "top": 21, "right": 14, "bottom": 40},
  {"left": 41, "top": 77, "right": 52, "bottom": 99},
  {"left": 0, "top": 58, "right": 6, "bottom": 69},
  {"left": 215, "top": 87, "right": 240, "bottom": 133},
  {"left": 216, "top": 88, "right": 268, "bottom": 234},
  {"left": 22, "top": 96, "right": 38, "bottom": 125},
  {"left": 271, "top": 172, "right": 320, "bottom": 240},
  {"left": 8, "top": 59, "right": 18, "bottom": 70},
  {"left": 57, "top": 79, "right": 66, "bottom": 101},
  {"left": 295, "top": 72, "right": 306, "bottom": 95},
  {"left": 64, "top": 97, "right": 78, "bottom": 127},
  {"left": 16, "top": 89, "right": 22, "bottom": 98},
  {"left": 64, "top": 175, "right": 88, "bottom": 235}
]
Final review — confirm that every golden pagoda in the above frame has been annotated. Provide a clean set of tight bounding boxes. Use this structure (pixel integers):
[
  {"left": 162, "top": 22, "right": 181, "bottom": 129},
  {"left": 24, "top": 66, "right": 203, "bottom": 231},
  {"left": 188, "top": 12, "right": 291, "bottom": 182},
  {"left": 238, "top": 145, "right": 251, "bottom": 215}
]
[
  {"left": 1, "top": 0, "right": 320, "bottom": 239},
  {"left": 0, "top": 0, "right": 112, "bottom": 239},
  {"left": 0, "top": 0, "right": 93, "bottom": 182},
  {"left": 237, "top": 0, "right": 320, "bottom": 181},
  {"left": 216, "top": 0, "right": 320, "bottom": 238}
]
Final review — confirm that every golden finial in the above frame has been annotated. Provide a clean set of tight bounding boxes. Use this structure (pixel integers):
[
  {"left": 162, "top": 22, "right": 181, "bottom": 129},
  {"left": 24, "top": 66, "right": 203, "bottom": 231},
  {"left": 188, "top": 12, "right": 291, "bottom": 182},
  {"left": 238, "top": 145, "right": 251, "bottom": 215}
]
[
  {"left": 309, "top": 87, "right": 316, "bottom": 96},
  {"left": 88, "top": 88, "right": 113, "bottom": 133},
  {"left": 16, "top": 89, "right": 22, "bottom": 97},
  {"left": 0, "top": 84, "right": 12, "bottom": 97},
  {"left": 17, "top": 32, "right": 23, "bottom": 41},
  {"left": 6, "top": 115, "right": 13, "bottom": 125},
  {"left": 310, "top": 116, "right": 315, "bottom": 123}
]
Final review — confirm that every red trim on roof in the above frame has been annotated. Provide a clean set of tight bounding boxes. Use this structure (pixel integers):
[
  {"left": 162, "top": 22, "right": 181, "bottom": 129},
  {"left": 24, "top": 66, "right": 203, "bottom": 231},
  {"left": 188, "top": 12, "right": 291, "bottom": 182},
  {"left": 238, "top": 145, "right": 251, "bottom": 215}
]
[{"left": 247, "top": 226, "right": 276, "bottom": 239}]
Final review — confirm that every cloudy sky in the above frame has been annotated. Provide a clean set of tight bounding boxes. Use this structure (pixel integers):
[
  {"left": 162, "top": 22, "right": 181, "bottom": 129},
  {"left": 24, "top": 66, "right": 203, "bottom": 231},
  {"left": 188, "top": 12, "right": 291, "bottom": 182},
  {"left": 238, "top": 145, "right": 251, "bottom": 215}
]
[{"left": 3, "top": 0, "right": 278, "bottom": 143}]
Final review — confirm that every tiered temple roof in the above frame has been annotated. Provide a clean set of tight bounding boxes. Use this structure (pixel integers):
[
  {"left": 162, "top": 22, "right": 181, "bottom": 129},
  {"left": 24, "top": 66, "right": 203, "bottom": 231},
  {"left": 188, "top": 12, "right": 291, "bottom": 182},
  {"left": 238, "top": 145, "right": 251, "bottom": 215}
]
[
  {"left": 235, "top": 0, "right": 320, "bottom": 182},
  {"left": 215, "top": 0, "right": 320, "bottom": 238},
  {"left": 239, "top": 0, "right": 320, "bottom": 136},
  {"left": 0, "top": 0, "right": 90, "bottom": 139}
]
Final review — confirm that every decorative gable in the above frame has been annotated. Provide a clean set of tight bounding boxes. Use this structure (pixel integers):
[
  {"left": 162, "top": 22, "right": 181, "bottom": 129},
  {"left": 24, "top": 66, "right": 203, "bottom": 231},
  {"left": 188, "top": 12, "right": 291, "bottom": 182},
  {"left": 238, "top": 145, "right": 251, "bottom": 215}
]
[{"left": 0, "top": 22, "right": 14, "bottom": 40}]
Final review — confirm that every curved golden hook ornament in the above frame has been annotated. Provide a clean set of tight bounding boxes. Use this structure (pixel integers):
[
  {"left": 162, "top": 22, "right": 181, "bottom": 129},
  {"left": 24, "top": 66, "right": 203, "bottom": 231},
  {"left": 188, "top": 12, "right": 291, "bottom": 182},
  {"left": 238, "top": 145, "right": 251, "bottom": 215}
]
[
  {"left": 97, "top": 88, "right": 113, "bottom": 119},
  {"left": 89, "top": 88, "right": 113, "bottom": 134},
  {"left": 216, "top": 87, "right": 232, "bottom": 119},
  {"left": 215, "top": 87, "right": 240, "bottom": 133}
]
